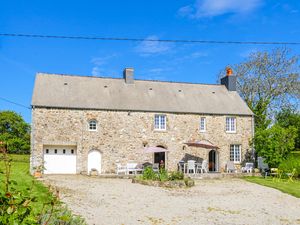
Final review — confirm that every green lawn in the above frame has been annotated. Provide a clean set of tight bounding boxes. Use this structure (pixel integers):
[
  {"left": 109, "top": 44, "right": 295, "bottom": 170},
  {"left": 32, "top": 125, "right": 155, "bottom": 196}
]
[
  {"left": 0, "top": 154, "right": 86, "bottom": 224},
  {"left": 244, "top": 176, "right": 300, "bottom": 198},
  {"left": 0, "top": 154, "right": 54, "bottom": 213}
]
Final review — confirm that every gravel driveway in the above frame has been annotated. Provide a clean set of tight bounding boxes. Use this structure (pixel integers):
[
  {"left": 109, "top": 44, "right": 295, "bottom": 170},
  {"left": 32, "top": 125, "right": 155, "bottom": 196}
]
[{"left": 43, "top": 175, "right": 300, "bottom": 225}]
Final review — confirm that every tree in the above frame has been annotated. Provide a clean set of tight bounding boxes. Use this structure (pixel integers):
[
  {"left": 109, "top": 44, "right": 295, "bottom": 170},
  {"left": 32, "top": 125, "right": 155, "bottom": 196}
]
[
  {"left": 254, "top": 124, "right": 297, "bottom": 167},
  {"left": 219, "top": 47, "right": 299, "bottom": 129},
  {"left": 218, "top": 48, "right": 299, "bottom": 164},
  {"left": 276, "top": 108, "right": 300, "bottom": 151},
  {"left": 0, "top": 110, "right": 30, "bottom": 154}
]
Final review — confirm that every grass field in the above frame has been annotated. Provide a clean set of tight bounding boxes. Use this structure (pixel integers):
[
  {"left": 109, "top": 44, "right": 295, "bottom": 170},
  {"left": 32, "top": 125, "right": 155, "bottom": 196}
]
[
  {"left": 0, "top": 154, "right": 86, "bottom": 224},
  {"left": 0, "top": 154, "right": 54, "bottom": 213},
  {"left": 244, "top": 176, "right": 300, "bottom": 198}
]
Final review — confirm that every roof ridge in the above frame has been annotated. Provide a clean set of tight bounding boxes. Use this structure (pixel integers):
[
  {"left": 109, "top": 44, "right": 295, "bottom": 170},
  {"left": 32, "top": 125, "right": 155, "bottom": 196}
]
[{"left": 36, "top": 72, "right": 222, "bottom": 86}]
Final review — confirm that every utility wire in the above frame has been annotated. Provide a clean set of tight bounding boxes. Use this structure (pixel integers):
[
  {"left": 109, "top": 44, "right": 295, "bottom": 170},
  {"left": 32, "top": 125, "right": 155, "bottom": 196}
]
[
  {"left": 0, "top": 33, "right": 300, "bottom": 45},
  {"left": 0, "top": 97, "right": 31, "bottom": 109}
]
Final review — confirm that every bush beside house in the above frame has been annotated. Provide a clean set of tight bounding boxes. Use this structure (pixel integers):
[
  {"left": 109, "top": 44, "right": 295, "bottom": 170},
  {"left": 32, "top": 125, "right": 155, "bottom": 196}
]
[{"left": 133, "top": 167, "right": 194, "bottom": 188}]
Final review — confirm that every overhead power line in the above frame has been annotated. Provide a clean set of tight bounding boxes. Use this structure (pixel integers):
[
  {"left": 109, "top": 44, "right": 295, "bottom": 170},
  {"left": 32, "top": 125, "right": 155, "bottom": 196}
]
[
  {"left": 0, "top": 97, "right": 31, "bottom": 109},
  {"left": 0, "top": 33, "right": 299, "bottom": 45}
]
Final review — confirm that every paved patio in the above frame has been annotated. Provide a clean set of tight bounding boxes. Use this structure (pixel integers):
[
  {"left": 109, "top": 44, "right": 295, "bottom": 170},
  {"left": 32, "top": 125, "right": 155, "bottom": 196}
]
[{"left": 42, "top": 175, "right": 300, "bottom": 225}]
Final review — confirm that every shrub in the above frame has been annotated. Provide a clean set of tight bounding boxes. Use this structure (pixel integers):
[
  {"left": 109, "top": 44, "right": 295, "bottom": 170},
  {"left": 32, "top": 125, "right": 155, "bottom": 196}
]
[
  {"left": 184, "top": 178, "right": 195, "bottom": 187},
  {"left": 142, "top": 167, "right": 157, "bottom": 180},
  {"left": 168, "top": 171, "right": 184, "bottom": 181},
  {"left": 39, "top": 206, "right": 86, "bottom": 225},
  {"left": 142, "top": 167, "right": 185, "bottom": 182},
  {"left": 279, "top": 154, "right": 300, "bottom": 178},
  {"left": 158, "top": 168, "right": 168, "bottom": 182},
  {"left": 0, "top": 149, "right": 86, "bottom": 224}
]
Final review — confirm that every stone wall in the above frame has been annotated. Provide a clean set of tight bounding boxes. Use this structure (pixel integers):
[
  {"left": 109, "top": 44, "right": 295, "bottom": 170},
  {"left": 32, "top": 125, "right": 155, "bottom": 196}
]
[{"left": 31, "top": 107, "right": 253, "bottom": 173}]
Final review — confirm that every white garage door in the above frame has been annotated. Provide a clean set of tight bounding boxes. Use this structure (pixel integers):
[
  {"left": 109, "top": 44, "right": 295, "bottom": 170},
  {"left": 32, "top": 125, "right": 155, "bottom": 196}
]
[{"left": 43, "top": 146, "right": 77, "bottom": 174}]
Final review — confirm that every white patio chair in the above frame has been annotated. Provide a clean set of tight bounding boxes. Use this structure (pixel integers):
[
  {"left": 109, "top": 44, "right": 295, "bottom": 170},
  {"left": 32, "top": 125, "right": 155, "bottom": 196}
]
[
  {"left": 152, "top": 163, "right": 159, "bottom": 173},
  {"left": 178, "top": 161, "right": 185, "bottom": 173},
  {"left": 226, "top": 161, "right": 236, "bottom": 173},
  {"left": 195, "top": 162, "right": 202, "bottom": 174},
  {"left": 187, "top": 160, "right": 196, "bottom": 174},
  {"left": 241, "top": 162, "right": 254, "bottom": 173},
  {"left": 126, "top": 163, "right": 138, "bottom": 175},
  {"left": 200, "top": 160, "right": 208, "bottom": 173},
  {"left": 135, "top": 164, "right": 144, "bottom": 174},
  {"left": 116, "top": 163, "right": 127, "bottom": 175}
]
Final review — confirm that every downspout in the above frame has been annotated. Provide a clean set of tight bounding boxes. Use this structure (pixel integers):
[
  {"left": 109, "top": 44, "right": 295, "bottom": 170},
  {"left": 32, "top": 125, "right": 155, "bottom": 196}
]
[
  {"left": 81, "top": 110, "right": 84, "bottom": 174},
  {"left": 30, "top": 106, "right": 35, "bottom": 174},
  {"left": 251, "top": 114, "right": 255, "bottom": 162}
]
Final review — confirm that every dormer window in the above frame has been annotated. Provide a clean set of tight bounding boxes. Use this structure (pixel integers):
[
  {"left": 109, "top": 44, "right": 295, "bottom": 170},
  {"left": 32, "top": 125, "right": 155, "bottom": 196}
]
[{"left": 89, "top": 120, "right": 97, "bottom": 131}]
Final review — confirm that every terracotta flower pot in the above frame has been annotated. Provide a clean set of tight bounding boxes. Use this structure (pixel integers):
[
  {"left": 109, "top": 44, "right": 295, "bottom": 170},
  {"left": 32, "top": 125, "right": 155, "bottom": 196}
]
[{"left": 34, "top": 171, "right": 42, "bottom": 178}]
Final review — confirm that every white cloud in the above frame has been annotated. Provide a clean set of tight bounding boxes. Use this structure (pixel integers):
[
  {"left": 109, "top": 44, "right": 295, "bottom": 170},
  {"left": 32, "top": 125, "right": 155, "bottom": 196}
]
[
  {"left": 135, "top": 35, "right": 173, "bottom": 56},
  {"left": 91, "top": 54, "right": 117, "bottom": 66},
  {"left": 91, "top": 66, "right": 101, "bottom": 76},
  {"left": 189, "top": 51, "right": 208, "bottom": 58},
  {"left": 90, "top": 54, "right": 117, "bottom": 76},
  {"left": 179, "top": 0, "right": 263, "bottom": 18},
  {"left": 173, "top": 51, "right": 208, "bottom": 63}
]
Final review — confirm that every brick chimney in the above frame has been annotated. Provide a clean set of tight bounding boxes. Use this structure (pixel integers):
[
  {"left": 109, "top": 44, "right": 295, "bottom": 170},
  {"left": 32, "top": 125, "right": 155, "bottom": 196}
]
[
  {"left": 123, "top": 68, "right": 134, "bottom": 84},
  {"left": 221, "top": 67, "right": 236, "bottom": 91}
]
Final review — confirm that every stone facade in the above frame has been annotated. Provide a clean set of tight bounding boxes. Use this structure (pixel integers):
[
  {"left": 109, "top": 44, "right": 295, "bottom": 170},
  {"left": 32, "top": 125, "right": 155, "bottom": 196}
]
[{"left": 31, "top": 107, "right": 253, "bottom": 174}]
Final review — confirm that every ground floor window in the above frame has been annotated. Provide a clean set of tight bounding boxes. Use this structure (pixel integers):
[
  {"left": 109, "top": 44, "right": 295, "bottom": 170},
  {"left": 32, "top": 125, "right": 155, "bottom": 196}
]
[{"left": 230, "top": 145, "right": 241, "bottom": 163}]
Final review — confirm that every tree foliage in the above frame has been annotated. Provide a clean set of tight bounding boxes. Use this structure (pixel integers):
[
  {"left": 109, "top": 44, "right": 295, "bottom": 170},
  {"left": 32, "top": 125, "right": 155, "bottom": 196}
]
[
  {"left": 218, "top": 48, "right": 300, "bottom": 165},
  {"left": 276, "top": 108, "right": 300, "bottom": 151},
  {"left": 219, "top": 47, "right": 299, "bottom": 129},
  {"left": 254, "top": 124, "right": 297, "bottom": 167},
  {"left": 0, "top": 111, "right": 30, "bottom": 154}
]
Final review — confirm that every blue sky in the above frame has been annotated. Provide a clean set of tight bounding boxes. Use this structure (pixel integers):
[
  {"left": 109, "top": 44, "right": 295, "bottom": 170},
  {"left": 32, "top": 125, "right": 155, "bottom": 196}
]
[{"left": 1, "top": 0, "right": 300, "bottom": 122}]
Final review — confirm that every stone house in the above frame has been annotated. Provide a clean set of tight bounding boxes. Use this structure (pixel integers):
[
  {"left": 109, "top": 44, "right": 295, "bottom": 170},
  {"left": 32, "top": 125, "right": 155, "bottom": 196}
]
[{"left": 30, "top": 68, "right": 254, "bottom": 174}]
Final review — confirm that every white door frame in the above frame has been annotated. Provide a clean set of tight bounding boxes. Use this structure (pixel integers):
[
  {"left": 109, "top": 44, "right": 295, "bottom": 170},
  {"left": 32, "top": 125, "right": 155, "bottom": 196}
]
[{"left": 87, "top": 150, "right": 102, "bottom": 174}]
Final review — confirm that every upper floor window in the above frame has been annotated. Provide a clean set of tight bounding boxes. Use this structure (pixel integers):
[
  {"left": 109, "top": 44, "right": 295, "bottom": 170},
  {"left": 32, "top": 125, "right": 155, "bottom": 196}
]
[
  {"left": 230, "top": 145, "right": 241, "bottom": 163},
  {"left": 154, "top": 115, "right": 166, "bottom": 130},
  {"left": 200, "top": 117, "right": 206, "bottom": 132},
  {"left": 89, "top": 120, "right": 97, "bottom": 131},
  {"left": 226, "top": 117, "right": 236, "bottom": 133}
]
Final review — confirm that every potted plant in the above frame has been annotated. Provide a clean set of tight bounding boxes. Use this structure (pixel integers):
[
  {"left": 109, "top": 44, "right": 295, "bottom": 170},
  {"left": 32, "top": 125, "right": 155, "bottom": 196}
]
[
  {"left": 90, "top": 168, "right": 99, "bottom": 176},
  {"left": 33, "top": 164, "right": 45, "bottom": 178}
]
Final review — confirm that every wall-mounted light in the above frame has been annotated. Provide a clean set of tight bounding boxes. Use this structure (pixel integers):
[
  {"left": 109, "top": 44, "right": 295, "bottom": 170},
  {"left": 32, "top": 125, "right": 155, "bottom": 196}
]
[{"left": 142, "top": 141, "right": 148, "bottom": 147}]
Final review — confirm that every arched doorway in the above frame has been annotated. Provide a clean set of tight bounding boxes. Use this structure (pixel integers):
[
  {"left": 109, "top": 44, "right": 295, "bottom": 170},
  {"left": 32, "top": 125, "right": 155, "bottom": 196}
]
[
  {"left": 88, "top": 150, "right": 102, "bottom": 174},
  {"left": 208, "top": 150, "right": 218, "bottom": 172}
]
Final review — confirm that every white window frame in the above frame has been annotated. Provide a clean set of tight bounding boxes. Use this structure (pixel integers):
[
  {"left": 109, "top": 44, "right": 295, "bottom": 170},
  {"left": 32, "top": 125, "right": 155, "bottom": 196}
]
[
  {"left": 154, "top": 114, "right": 166, "bottom": 131},
  {"left": 230, "top": 145, "right": 241, "bottom": 163},
  {"left": 226, "top": 117, "right": 236, "bottom": 133},
  {"left": 88, "top": 120, "right": 98, "bottom": 131},
  {"left": 200, "top": 117, "right": 206, "bottom": 132}
]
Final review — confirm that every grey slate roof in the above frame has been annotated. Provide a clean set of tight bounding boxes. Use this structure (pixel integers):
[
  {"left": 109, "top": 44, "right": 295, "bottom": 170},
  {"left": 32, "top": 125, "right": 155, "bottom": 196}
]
[{"left": 31, "top": 73, "right": 253, "bottom": 116}]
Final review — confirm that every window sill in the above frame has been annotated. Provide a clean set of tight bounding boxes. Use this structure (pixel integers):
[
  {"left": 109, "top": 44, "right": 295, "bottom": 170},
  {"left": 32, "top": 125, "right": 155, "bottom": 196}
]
[
  {"left": 200, "top": 130, "right": 206, "bottom": 133},
  {"left": 154, "top": 129, "right": 167, "bottom": 133},
  {"left": 226, "top": 131, "right": 236, "bottom": 134},
  {"left": 88, "top": 130, "right": 98, "bottom": 132}
]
